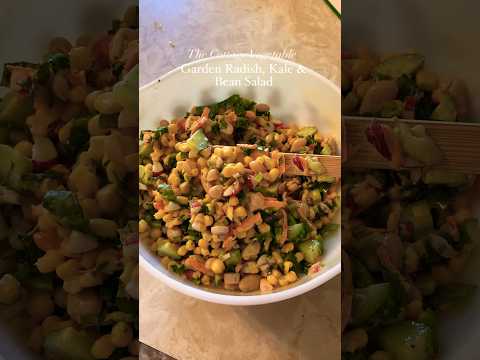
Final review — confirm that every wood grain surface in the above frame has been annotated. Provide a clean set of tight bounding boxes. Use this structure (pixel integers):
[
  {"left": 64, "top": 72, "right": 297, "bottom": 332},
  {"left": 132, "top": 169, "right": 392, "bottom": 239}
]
[{"left": 344, "top": 116, "right": 480, "bottom": 174}]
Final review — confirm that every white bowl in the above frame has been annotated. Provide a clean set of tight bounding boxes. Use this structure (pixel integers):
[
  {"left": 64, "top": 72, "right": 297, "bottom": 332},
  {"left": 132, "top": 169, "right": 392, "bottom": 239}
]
[
  {"left": 139, "top": 54, "right": 341, "bottom": 305},
  {"left": 0, "top": 1, "right": 134, "bottom": 358}
]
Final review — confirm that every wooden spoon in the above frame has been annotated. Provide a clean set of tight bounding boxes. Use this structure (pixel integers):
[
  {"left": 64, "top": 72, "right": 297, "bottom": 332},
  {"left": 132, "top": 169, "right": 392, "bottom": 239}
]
[
  {"left": 343, "top": 116, "right": 480, "bottom": 174},
  {"left": 214, "top": 144, "right": 341, "bottom": 179}
]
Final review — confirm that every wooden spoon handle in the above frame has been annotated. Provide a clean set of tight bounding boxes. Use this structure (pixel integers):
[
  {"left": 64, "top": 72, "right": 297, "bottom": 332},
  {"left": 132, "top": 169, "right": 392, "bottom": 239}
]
[
  {"left": 343, "top": 116, "right": 480, "bottom": 174},
  {"left": 214, "top": 144, "right": 341, "bottom": 179}
]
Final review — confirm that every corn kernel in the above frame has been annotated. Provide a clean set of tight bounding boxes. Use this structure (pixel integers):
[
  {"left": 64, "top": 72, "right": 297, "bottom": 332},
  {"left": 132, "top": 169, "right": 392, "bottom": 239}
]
[
  {"left": 234, "top": 162, "right": 244, "bottom": 173},
  {"left": 234, "top": 206, "right": 247, "bottom": 219},
  {"left": 185, "top": 240, "right": 195, "bottom": 251},
  {"left": 243, "top": 156, "right": 253, "bottom": 166},
  {"left": 284, "top": 261, "right": 293, "bottom": 273},
  {"left": 177, "top": 246, "right": 188, "bottom": 256},
  {"left": 266, "top": 275, "right": 278, "bottom": 286},
  {"left": 278, "top": 276, "right": 289, "bottom": 287},
  {"left": 222, "top": 164, "right": 236, "bottom": 178},
  {"left": 210, "top": 259, "right": 225, "bottom": 274},
  {"left": 200, "top": 248, "right": 210, "bottom": 257},
  {"left": 228, "top": 196, "right": 239, "bottom": 207},
  {"left": 204, "top": 215, "right": 213, "bottom": 226},
  {"left": 268, "top": 168, "right": 280, "bottom": 182},
  {"left": 226, "top": 206, "right": 234, "bottom": 221},
  {"left": 281, "top": 243, "right": 294, "bottom": 253},
  {"left": 271, "top": 269, "right": 282, "bottom": 278},
  {"left": 198, "top": 239, "right": 209, "bottom": 249},
  {"left": 286, "top": 271, "right": 297, "bottom": 283},
  {"left": 193, "top": 247, "right": 202, "bottom": 255},
  {"left": 258, "top": 223, "right": 270, "bottom": 234},
  {"left": 197, "top": 157, "right": 207, "bottom": 168}
]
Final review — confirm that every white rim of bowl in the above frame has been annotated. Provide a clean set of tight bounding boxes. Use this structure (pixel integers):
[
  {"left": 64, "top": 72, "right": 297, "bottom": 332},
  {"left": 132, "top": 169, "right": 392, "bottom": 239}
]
[{"left": 139, "top": 54, "right": 341, "bottom": 305}]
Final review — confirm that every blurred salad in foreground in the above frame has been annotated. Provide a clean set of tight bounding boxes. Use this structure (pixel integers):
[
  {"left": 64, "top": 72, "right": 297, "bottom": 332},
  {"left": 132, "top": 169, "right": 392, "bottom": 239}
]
[
  {"left": 342, "top": 49, "right": 470, "bottom": 122},
  {"left": 0, "top": 6, "right": 139, "bottom": 360},
  {"left": 342, "top": 48, "right": 478, "bottom": 360}
]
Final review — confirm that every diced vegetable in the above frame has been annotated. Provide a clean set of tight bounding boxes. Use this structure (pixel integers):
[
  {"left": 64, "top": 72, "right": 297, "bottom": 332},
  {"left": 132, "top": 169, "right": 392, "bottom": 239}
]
[
  {"left": 287, "top": 223, "right": 308, "bottom": 242},
  {"left": 158, "top": 183, "right": 177, "bottom": 202},
  {"left": 298, "top": 238, "right": 322, "bottom": 264},
  {"left": 225, "top": 249, "right": 241, "bottom": 267},
  {"left": 186, "top": 129, "right": 210, "bottom": 152},
  {"left": 374, "top": 54, "right": 425, "bottom": 79},
  {"left": 378, "top": 321, "right": 435, "bottom": 360},
  {"left": 394, "top": 123, "right": 442, "bottom": 165},
  {"left": 157, "top": 241, "right": 180, "bottom": 259},
  {"left": 42, "top": 190, "right": 87, "bottom": 230},
  {"left": 307, "top": 157, "right": 325, "bottom": 174},
  {"left": 297, "top": 127, "right": 317, "bottom": 137},
  {"left": 351, "top": 283, "right": 391, "bottom": 325},
  {"left": 431, "top": 95, "right": 457, "bottom": 122}
]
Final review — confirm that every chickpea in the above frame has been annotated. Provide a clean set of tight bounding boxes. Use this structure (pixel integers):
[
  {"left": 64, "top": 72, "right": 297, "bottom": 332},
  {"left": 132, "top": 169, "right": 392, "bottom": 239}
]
[
  {"left": 210, "top": 259, "right": 225, "bottom": 274},
  {"left": 239, "top": 275, "right": 260, "bottom": 292},
  {"left": 268, "top": 168, "right": 280, "bottom": 182},
  {"left": 206, "top": 169, "right": 220, "bottom": 182},
  {"left": 91, "top": 335, "right": 115, "bottom": 359},
  {"left": 111, "top": 321, "right": 133, "bottom": 347},
  {"left": 208, "top": 185, "right": 224, "bottom": 199},
  {"left": 0, "top": 274, "right": 21, "bottom": 304},
  {"left": 28, "top": 293, "right": 55, "bottom": 321},
  {"left": 67, "top": 290, "right": 102, "bottom": 324},
  {"left": 36, "top": 250, "right": 65, "bottom": 273}
]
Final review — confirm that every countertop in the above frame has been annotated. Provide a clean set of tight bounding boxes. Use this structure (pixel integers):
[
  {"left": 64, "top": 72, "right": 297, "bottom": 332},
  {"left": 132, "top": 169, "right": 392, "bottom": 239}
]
[{"left": 139, "top": 1, "right": 340, "bottom": 359}]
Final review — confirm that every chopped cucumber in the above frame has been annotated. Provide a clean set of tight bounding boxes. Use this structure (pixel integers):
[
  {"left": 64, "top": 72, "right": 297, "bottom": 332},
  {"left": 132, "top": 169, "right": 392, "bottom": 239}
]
[
  {"left": 297, "top": 127, "right": 317, "bottom": 137},
  {"left": 157, "top": 241, "right": 180, "bottom": 259},
  {"left": 431, "top": 95, "right": 457, "bottom": 122},
  {"left": 374, "top": 54, "right": 425, "bottom": 79},
  {"left": 0, "top": 144, "right": 32, "bottom": 189},
  {"left": 298, "top": 238, "right": 322, "bottom": 264},
  {"left": 187, "top": 129, "right": 210, "bottom": 152},
  {"left": 43, "top": 327, "right": 94, "bottom": 360},
  {"left": 351, "top": 283, "right": 391, "bottom": 325},
  {"left": 288, "top": 223, "right": 308, "bottom": 242},
  {"left": 225, "top": 249, "right": 241, "bottom": 267},
  {"left": 378, "top": 321, "right": 434, "bottom": 360}
]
